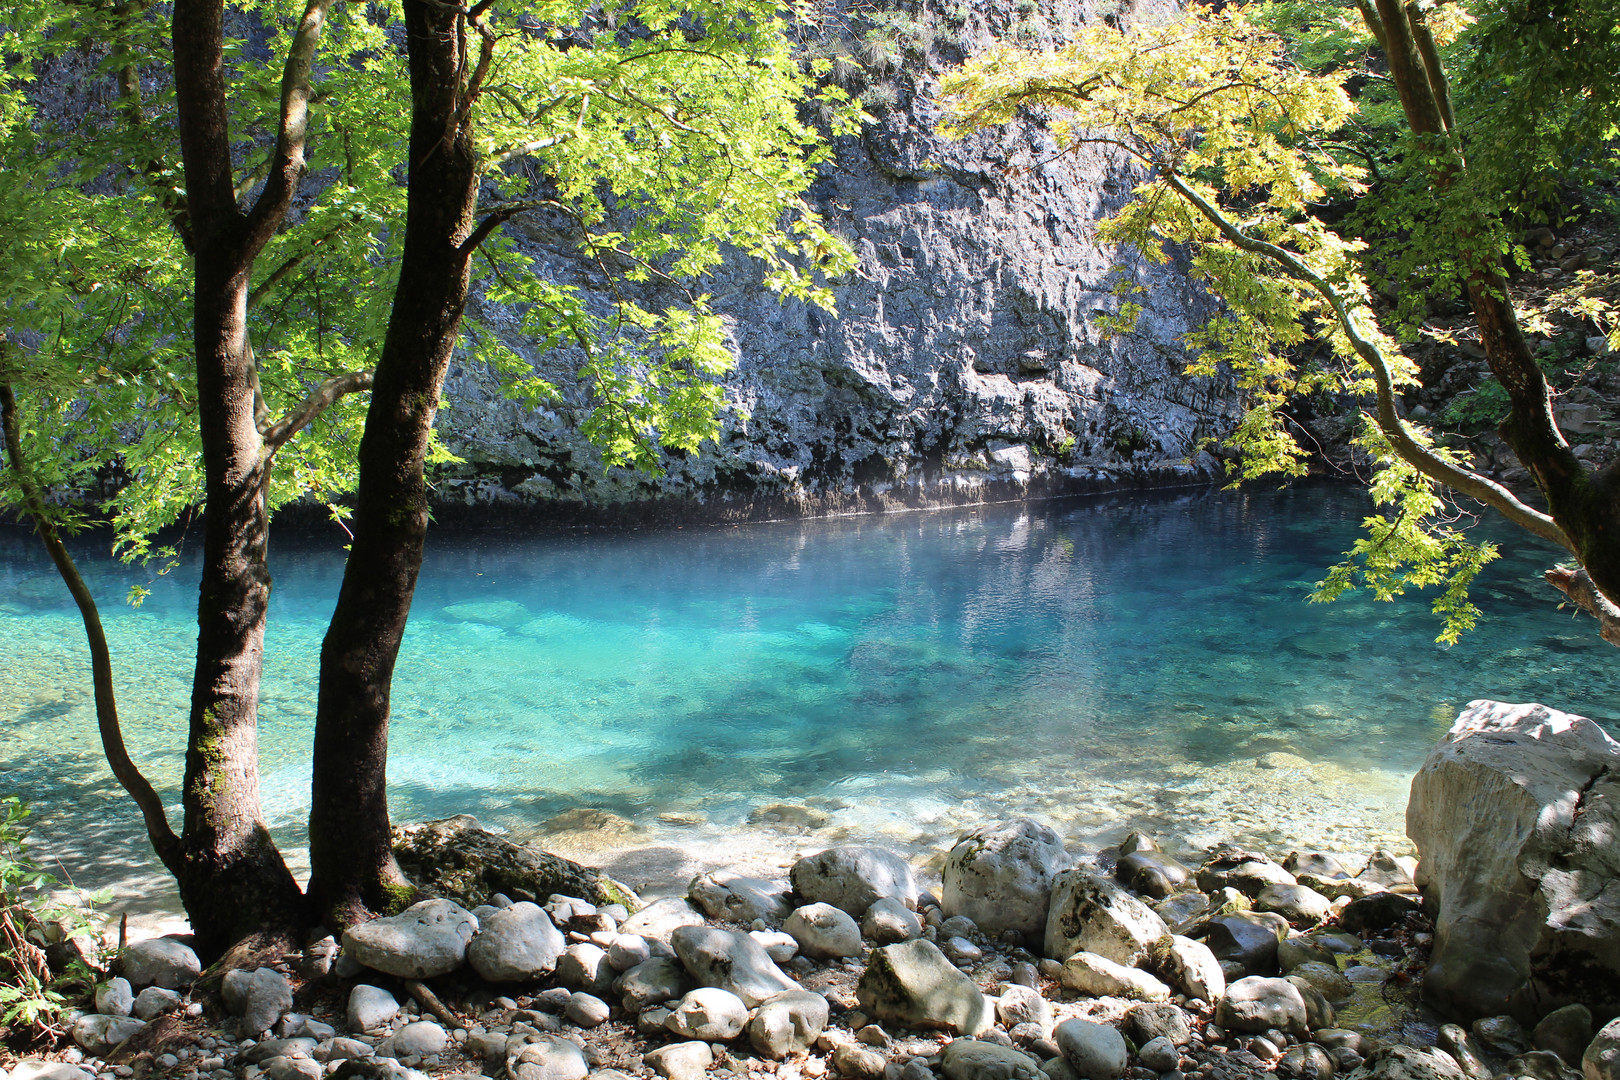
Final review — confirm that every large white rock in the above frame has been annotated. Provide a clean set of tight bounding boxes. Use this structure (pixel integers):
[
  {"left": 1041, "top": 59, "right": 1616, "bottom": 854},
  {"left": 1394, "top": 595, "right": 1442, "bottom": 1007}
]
[
  {"left": 1058, "top": 952, "right": 1171, "bottom": 1001},
  {"left": 467, "top": 902, "right": 564, "bottom": 982},
  {"left": 665, "top": 987, "right": 749, "bottom": 1041},
  {"left": 942, "top": 819, "right": 1072, "bottom": 939},
  {"left": 617, "top": 897, "right": 706, "bottom": 942},
  {"left": 221, "top": 967, "right": 293, "bottom": 1036},
  {"left": 1043, "top": 869, "right": 1167, "bottom": 965},
  {"left": 783, "top": 902, "right": 863, "bottom": 959},
  {"left": 688, "top": 874, "right": 793, "bottom": 924},
  {"left": 670, "top": 926, "right": 798, "bottom": 1007},
  {"left": 506, "top": 1034, "right": 589, "bottom": 1080},
  {"left": 342, "top": 899, "right": 478, "bottom": 979},
  {"left": 120, "top": 938, "right": 200, "bottom": 989},
  {"left": 856, "top": 939, "right": 993, "bottom": 1036},
  {"left": 790, "top": 847, "right": 919, "bottom": 916},
  {"left": 72, "top": 1015, "right": 145, "bottom": 1055},
  {"left": 747, "top": 990, "right": 829, "bottom": 1059},
  {"left": 1146, "top": 934, "right": 1226, "bottom": 1003},
  {"left": 1407, "top": 701, "right": 1620, "bottom": 1022},
  {"left": 1216, "top": 976, "right": 1309, "bottom": 1036},
  {"left": 347, "top": 984, "right": 400, "bottom": 1033}
]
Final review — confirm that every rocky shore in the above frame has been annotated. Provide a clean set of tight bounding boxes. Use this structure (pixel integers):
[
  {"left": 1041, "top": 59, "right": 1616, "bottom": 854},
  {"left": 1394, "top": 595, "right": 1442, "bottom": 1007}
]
[{"left": 4, "top": 701, "right": 1616, "bottom": 1080}]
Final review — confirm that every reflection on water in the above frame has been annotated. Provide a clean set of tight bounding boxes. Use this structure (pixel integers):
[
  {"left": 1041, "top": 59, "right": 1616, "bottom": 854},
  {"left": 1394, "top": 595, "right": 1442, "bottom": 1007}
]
[{"left": 1, "top": 484, "right": 1615, "bottom": 913}]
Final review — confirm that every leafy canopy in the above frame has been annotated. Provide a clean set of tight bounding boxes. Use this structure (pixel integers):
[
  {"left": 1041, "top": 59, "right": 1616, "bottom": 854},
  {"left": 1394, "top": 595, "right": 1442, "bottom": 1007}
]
[
  {"left": 0, "top": 0, "right": 859, "bottom": 548},
  {"left": 939, "top": 5, "right": 1502, "bottom": 642}
]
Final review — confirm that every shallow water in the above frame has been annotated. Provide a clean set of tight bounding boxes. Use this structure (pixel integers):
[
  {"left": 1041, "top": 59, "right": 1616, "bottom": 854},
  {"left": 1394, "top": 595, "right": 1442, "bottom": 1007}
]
[{"left": 1, "top": 483, "right": 1615, "bottom": 916}]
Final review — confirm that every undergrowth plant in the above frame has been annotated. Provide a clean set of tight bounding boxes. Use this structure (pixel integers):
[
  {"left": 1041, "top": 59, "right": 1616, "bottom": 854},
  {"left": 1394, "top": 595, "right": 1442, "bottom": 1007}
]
[{"left": 0, "top": 798, "right": 107, "bottom": 1044}]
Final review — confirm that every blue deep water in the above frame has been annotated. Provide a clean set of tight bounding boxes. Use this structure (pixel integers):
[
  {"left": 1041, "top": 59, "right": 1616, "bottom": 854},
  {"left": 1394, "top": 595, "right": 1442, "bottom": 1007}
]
[{"left": 1, "top": 483, "right": 1615, "bottom": 907}]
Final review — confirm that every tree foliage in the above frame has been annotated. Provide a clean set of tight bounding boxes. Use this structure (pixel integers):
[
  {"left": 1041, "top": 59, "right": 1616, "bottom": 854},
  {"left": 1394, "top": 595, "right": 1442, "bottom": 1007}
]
[{"left": 939, "top": 0, "right": 1620, "bottom": 645}]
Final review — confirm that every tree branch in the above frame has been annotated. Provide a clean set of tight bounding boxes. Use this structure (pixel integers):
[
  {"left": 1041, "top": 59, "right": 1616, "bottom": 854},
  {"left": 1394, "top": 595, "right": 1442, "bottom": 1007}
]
[
  {"left": 259, "top": 370, "right": 375, "bottom": 451},
  {"left": 243, "top": 0, "right": 341, "bottom": 252},
  {"left": 1404, "top": 2, "right": 1456, "bottom": 132},
  {"left": 1545, "top": 566, "right": 1620, "bottom": 646},
  {"left": 1159, "top": 171, "right": 1576, "bottom": 554},
  {"left": 0, "top": 380, "right": 180, "bottom": 864}
]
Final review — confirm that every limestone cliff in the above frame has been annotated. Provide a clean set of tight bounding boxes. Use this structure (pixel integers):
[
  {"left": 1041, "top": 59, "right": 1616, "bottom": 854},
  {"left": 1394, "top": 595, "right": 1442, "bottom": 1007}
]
[{"left": 433, "top": 0, "right": 1242, "bottom": 521}]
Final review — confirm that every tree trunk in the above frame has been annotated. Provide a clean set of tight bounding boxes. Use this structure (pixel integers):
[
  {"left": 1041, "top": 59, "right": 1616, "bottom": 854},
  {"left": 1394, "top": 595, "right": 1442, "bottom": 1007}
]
[
  {"left": 171, "top": 0, "right": 305, "bottom": 955},
  {"left": 305, "top": 0, "right": 481, "bottom": 927}
]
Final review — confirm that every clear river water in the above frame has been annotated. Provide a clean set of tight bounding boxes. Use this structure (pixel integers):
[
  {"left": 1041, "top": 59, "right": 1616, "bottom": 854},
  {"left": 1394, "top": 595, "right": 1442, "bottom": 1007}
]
[{"left": 1, "top": 483, "right": 1616, "bottom": 918}]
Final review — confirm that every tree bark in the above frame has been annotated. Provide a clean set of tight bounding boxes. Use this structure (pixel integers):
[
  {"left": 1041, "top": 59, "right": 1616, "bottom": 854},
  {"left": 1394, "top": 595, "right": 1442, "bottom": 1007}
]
[
  {"left": 305, "top": 0, "right": 482, "bottom": 927},
  {"left": 170, "top": 0, "right": 333, "bottom": 954}
]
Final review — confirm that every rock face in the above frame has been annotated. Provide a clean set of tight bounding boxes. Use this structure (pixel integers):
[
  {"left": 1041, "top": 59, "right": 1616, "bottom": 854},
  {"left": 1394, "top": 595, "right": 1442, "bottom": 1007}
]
[
  {"left": 942, "top": 818, "right": 1071, "bottom": 939},
  {"left": 392, "top": 816, "right": 635, "bottom": 910},
  {"left": 1407, "top": 700, "right": 1620, "bottom": 1022},
  {"left": 342, "top": 899, "right": 479, "bottom": 979},
  {"left": 856, "top": 939, "right": 993, "bottom": 1035},
  {"left": 431, "top": 0, "right": 1235, "bottom": 519}
]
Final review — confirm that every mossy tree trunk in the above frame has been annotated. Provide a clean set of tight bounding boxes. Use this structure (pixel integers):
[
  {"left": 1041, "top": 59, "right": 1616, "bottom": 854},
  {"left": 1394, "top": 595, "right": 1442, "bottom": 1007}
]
[{"left": 304, "top": 0, "right": 487, "bottom": 927}]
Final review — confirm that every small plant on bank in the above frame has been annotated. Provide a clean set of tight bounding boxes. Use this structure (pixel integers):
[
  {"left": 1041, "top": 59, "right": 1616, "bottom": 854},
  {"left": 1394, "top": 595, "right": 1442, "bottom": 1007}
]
[{"left": 0, "top": 798, "right": 108, "bottom": 1045}]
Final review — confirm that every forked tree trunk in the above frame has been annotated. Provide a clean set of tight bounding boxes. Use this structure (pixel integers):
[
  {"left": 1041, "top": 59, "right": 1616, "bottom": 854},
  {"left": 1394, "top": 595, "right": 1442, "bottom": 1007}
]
[{"left": 305, "top": 0, "right": 482, "bottom": 927}]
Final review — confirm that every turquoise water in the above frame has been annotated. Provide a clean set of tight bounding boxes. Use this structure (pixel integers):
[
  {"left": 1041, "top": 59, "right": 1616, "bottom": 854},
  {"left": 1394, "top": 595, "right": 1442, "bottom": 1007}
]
[{"left": 1, "top": 483, "right": 1615, "bottom": 908}]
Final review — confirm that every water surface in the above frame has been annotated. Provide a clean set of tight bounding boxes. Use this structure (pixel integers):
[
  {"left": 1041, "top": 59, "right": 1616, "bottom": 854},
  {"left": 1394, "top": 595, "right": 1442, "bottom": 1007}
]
[{"left": 1, "top": 484, "right": 1613, "bottom": 914}]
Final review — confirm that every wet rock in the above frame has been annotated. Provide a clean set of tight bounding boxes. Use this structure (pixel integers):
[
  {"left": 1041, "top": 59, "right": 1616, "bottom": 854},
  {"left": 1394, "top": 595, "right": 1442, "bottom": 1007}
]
[
  {"left": 1408, "top": 701, "right": 1620, "bottom": 1021},
  {"left": 1435, "top": 1024, "right": 1492, "bottom": 1080},
  {"left": 616, "top": 956, "right": 692, "bottom": 1012},
  {"left": 748, "top": 989, "right": 829, "bottom": 1059},
  {"left": 792, "top": 847, "right": 920, "bottom": 917},
  {"left": 1152, "top": 893, "right": 1209, "bottom": 933},
  {"left": 1283, "top": 854, "right": 1350, "bottom": 881},
  {"left": 665, "top": 987, "right": 748, "bottom": 1040},
  {"left": 617, "top": 897, "right": 706, "bottom": 943},
  {"left": 942, "top": 819, "right": 1072, "bottom": 938},
  {"left": 468, "top": 901, "right": 565, "bottom": 982},
  {"left": 1335, "top": 894, "right": 1420, "bottom": 937},
  {"left": 1345, "top": 1046, "right": 1465, "bottom": 1080},
  {"left": 1123, "top": 1004, "right": 1191, "bottom": 1048},
  {"left": 1584, "top": 1018, "right": 1620, "bottom": 1080},
  {"left": 1279, "top": 1045, "right": 1336, "bottom": 1079},
  {"left": 1196, "top": 851, "right": 1296, "bottom": 898},
  {"left": 857, "top": 939, "right": 993, "bottom": 1035},
  {"left": 1203, "top": 913, "right": 1283, "bottom": 975},
  {"left": 1278, "top": 936, "right": 1338, "bottom": 972},
  {"left": 671, "top": 925, "right": 798, "bottom": 1006},
  {"left": 1255, "top": 884, "right": 1332, "bottom": 926},
  {"left": 1286, "top": 975, "right": 1337, "bottom": 1031},
  {"left": 1288, "top": 961, "right": 1352, "bottom": 1002},
  {"left": 1144, "top": 935, "right": 1224, "bottom": 1002},
  {"left": 222, "top": 967, "right": 294, "bottom": 1036},
  {"left": 1506, "top": 1050, "right": 1581, "bottom": 1080},
  {"left": 863, "top": 898, "right": 923, "bottom": 944},
  {"left": 72, "top": 1015, "right": 145, "bottom": 1055},
  {"left": 1044, "top": 869, "right": 1168, "bottom": 965},
  {"left": 1054, "top": 1019, "right": 1127, "bottom": 1080},
  {"left": 1215, "top": 976, "right": 1309, "bottom": 1036},
  {"left": 1356, "top": 852, "right": 1415, "bottom": 894},
  {"left": 1116, "top": 853, "right": 1190, "bottom": 900},
  {"left": 688, "top": 874, "right": 793, "bottom": 925},
  {"left": 786, "top": 902, "right": 864, "bottom": 959},
  {"left": 343, "top": 899, "right": 478, "bottom": 979},
  {"left": 506, "top": 1035, "right": 590, "bottom": 1080},
  {"left": 392, "top": 816, "right": 634, "bottom": 910},
  {"left": 1534, "top": 1004, "right": 1593, "bottom": 1067},
  {"left": 347, "top": 985, "right": 400, "bottom": 1033},
  {"left": 941, "top": 1039, "right": 1043, "bottom": 1080},
  {"left": 120, "top": 938, "right": 200, "bottom": 989},
  {"left": 1059, "top": 952, "right": 1171, "bottom": 1001},
  {"left": 1472, "top": 1015, "right": 1531, "bottom": 1058}
]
